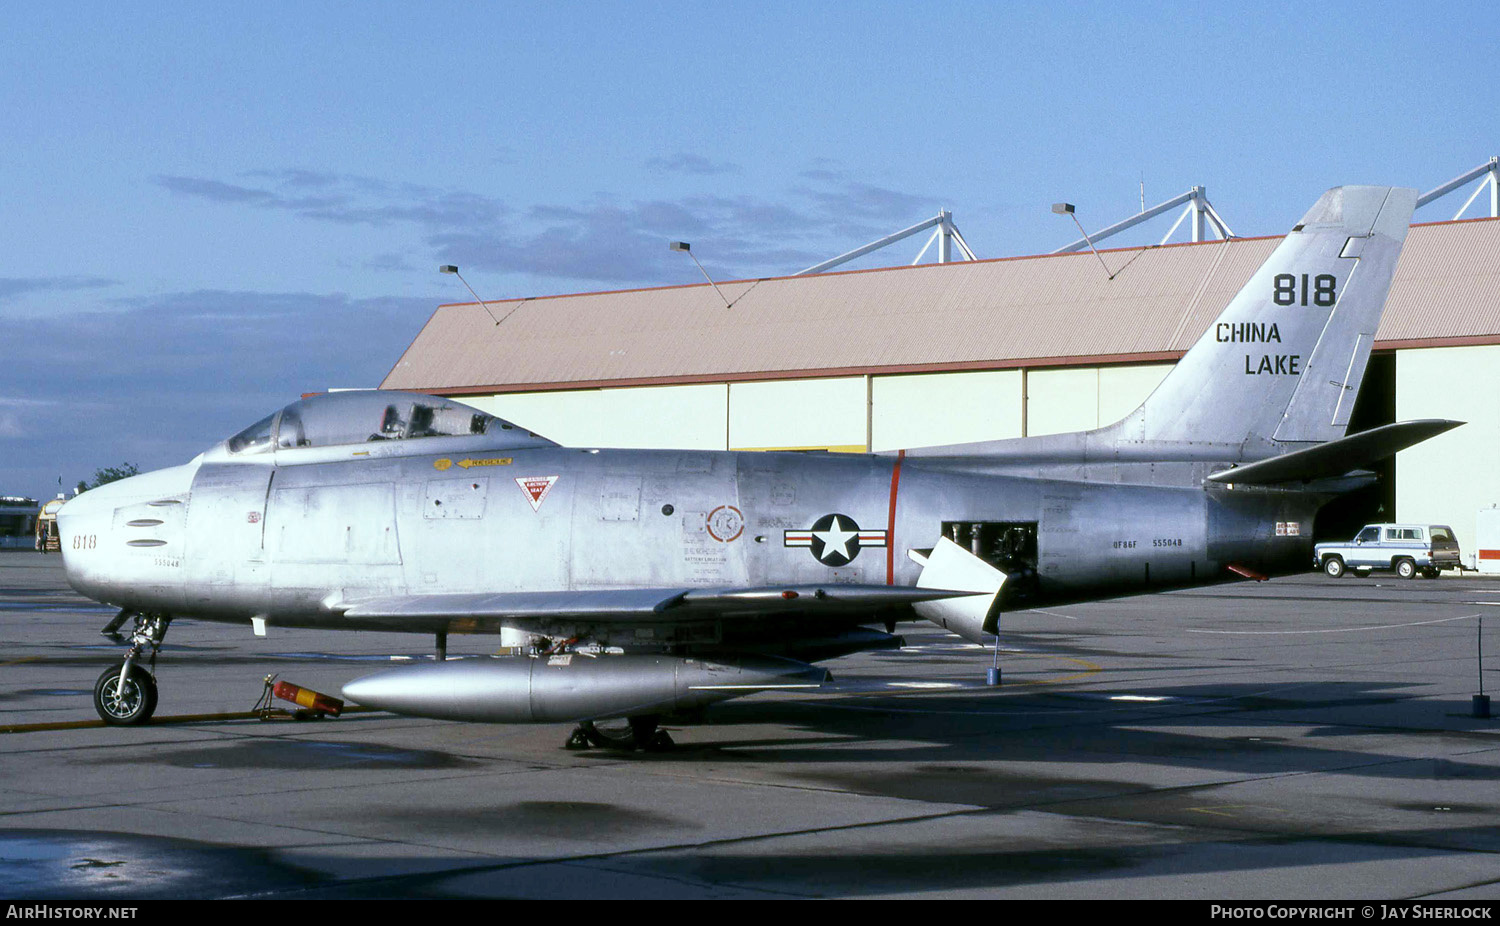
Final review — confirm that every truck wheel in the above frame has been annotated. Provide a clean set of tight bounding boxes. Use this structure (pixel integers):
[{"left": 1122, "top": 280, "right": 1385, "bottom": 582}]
[
  {"left": 1323, "top": 556, "right": 1345, "bottom": 578},
  {"left": 1421, "top": 568, "right": 1439, "bottom": 579},
  {"left": 1395, "top": 558, "right": 1417, "bottom": 580}
]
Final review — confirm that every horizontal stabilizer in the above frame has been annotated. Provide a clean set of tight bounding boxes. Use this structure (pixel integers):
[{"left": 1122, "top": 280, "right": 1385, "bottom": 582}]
[{"left": 1205, "top": 419, "right": 1462, "bottom": 486}]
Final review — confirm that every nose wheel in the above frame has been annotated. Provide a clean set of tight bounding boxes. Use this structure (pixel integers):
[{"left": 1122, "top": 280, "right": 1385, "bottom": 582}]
[
  {"left": 93, "top": 663, "right": 157, "bottom": 725},
  {"left": 93, "top": 612, "right": 171, "bottom": 725}
]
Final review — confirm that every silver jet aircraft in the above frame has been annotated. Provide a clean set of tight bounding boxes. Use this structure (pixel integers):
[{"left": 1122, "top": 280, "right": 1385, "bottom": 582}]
[{"left": 59, "top": 185, "right": 1459, "bottom": 748}]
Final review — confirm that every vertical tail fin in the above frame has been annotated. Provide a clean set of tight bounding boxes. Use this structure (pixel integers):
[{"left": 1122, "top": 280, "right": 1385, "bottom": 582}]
[{"left": 1121, "top": 185, "right": 1418, "bottom": 448}]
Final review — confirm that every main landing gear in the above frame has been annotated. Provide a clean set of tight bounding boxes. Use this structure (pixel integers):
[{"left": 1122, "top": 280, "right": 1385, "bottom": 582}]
[
  {"left": 93, "top": 612, "right": 171, "bottom": 725},
  {"left": 565, "top": 714, "right": 674, "bottom": 752}
]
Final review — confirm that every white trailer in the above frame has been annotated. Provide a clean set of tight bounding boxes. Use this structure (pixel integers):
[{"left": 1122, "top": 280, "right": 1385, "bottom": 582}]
[{"left": 1477, "top": 506, "right": 1500, "bottom": 574}]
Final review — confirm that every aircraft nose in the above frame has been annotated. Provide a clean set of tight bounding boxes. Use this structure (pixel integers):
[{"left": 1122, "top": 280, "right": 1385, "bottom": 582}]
[
  {"left": 56, "top": 485, "right": 119, "bottom": 596},
  {"left": 54, "top": 478, "right": 115, "bottom": 526},
  {"left": 57, "top": 462, "right": 198, "bottom": 600}
]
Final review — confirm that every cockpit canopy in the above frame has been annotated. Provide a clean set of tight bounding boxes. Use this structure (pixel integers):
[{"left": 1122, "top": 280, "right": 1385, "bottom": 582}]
[{"left": 226, "top": 391, "right": 554, "bottom": 455}]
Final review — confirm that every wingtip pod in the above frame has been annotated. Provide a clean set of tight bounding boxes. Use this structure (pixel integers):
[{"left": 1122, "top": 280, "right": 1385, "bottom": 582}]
[{"left": 1295, "top": 185, "right": 1418, "bottom": 241}]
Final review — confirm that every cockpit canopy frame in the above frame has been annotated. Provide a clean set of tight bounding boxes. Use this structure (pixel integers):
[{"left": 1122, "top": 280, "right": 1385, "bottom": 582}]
[{"left": 225, "top": 391, "right": 552, "bottom": 456}]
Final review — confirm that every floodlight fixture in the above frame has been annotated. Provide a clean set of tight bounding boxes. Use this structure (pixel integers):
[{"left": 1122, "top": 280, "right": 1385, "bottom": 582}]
[
  {"left": 1051, "top": 203, "right": 1115, "bottom": 280},
  {"left": 437, "top": 264, "right": 506, "bottom": 325},
  {"left": 669, "top": 240, "right": 732, "bottom": 309}
]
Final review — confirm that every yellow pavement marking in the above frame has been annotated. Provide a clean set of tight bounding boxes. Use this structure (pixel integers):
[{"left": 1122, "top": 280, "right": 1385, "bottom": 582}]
[{"left": 1, "top": 706, "right": 379, "bottom": 735}]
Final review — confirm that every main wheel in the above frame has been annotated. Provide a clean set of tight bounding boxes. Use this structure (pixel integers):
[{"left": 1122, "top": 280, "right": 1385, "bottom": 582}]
[
  {"left": 1395, "top": 558, "right": 1417, "bottom": 580},
  {"left": 1323, "top": 556, "right": 1346, "bottom": 578},
  {"left": 93, "top": 663, "right": 157, "bottom": 725},
  {"left": 580, "top": 715, "right": 667, "bottom": 750}
]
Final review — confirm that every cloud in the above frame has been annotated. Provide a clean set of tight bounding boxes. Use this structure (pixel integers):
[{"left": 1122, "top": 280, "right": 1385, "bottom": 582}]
[
  {"left": 426, "top": 167, "right": 944, "bottom": 285},
  {"left": 155, "top": 171, "right": 508, "bottom": 230},
  {"left": 299, "top": 191, "right": 505, "bottom": 229},
  {"left": 0, "top": 413, "right": 21, "bottom": 439},
  {"left": 0, "top": 289, "right": 433, "bottom": 498},
  {"left": 246, "top": 168, "right": 344, "bottom": 189},
  {"left": 152, "top": 166, "right": 946, "bottom": 287},
  {"left": 0, "top": 276, "right": 118, "bottom": 302},
  {"left": 2, "top": 164, "right": 955, "bottom": 497},
  {"left": 795, "top": 177, "right": 930, "bottom": 222},
  {"left": 430, "top": 191, "right": 836, "bottom": 285},
  {"left": 0, "top": 397, "right": 71, "bottom": 441},
  {"left": 154, "top": 175, "right": 283, "bottom": 206},
  {"left": 359, "top": 252, "right": 418, "bottom": 273},
  {"left": 646, "top": 153, "right": 741, "bottom": 176}
]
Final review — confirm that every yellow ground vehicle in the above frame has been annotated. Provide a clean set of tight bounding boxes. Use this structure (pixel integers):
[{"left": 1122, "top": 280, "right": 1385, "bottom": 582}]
[{"left": 36, "top": 497, "right": 66, "bottom": 553}]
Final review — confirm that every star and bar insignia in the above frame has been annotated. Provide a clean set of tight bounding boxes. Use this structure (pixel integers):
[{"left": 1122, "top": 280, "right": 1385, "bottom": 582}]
[{"left": 784, "top": 513, "right": 887, "bottom": 567}]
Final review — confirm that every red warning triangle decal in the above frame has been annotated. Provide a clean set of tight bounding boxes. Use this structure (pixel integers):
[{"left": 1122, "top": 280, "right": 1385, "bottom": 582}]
[{"left": 516, "top": 475, "right": 558, "bottom": 512}]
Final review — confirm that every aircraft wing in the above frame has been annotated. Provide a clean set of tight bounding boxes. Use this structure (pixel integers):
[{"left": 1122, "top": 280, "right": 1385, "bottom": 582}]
[{"left": 335, "top": 584, "right": 982, "bottom": 633}]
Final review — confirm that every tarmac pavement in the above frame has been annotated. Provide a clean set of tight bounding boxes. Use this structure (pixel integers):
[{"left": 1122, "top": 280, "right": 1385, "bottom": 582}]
[{"left": 3, "top": 550, "right": 1498, "bottom": 899}]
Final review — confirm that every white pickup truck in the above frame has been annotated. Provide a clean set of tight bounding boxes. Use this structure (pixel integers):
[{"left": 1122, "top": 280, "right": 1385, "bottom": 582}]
[{"left": 1314, "top": 523, "right": 1462, "bottom": 579}]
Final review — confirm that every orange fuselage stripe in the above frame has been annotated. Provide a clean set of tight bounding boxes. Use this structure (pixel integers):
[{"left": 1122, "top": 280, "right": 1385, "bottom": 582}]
[{"left": 886, "top": 450, "right": 905, "bottom": 585}]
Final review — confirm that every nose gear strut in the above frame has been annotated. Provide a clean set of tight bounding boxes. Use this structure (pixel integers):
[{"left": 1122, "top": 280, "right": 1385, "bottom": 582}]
[
  {"left": 99, "top": 609, "right": 130, "bottom": 644},
  {"left": 93, "top": 612, "right": 171, "bottom": 725}
]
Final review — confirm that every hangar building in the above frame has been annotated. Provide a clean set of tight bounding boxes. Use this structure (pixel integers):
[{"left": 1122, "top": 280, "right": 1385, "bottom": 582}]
[{"left": 383, "top": 181, "right": 1500, "bottom": 562}]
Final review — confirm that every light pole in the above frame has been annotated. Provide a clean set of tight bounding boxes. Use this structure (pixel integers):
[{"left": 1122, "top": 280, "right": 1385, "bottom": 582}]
[
  {"left": 669, "top": 241, "right": 732, "bottom": 309},
  {"left": 438, "top": 265, "right": 505, "bottom": 324},
  {"left": 1052, "top": 203, "right": 1115, "bottom": 280}
]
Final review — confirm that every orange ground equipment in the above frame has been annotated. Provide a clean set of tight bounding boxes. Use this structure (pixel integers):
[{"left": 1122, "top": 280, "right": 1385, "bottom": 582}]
[{"left": 270, "top": 680, "right": 344, "bottom": 717}]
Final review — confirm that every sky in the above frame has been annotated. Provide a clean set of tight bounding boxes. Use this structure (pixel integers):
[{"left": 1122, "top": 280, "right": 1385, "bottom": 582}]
[{"left": 2, "top": 1, "right": 1497, "bottom": 502}]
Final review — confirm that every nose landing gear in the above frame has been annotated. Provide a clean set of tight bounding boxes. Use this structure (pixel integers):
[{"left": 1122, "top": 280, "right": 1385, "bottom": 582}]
[
  {"left": 93, "top": 663, "right": 156, "bottom": 725},
  {"left": 93, "top": 613, "right": 171, "bottom": 725}
]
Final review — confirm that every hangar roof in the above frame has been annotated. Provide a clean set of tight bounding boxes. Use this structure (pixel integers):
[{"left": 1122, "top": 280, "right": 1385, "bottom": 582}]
[{"left": 382, "top": 217, "right": 1500, "bottom": 396}]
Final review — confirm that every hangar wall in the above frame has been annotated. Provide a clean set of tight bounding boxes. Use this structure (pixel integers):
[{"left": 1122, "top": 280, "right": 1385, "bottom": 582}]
[
  {"left": 729, "top": 377, "right": 868, "bottom": 451},
  {"left": 466, "top": 349, "right": 1498, "bottom": 562},
  {"left": 464, "top": 362, "right": 1173, "bottom": 454},
  {"left": 473, "top": 383, "right": 729, "bottom": 451},
  {"left": 871, "top": 370, "right": 1023, "bottom": 449},
  {"left": 1395, "top": 344, "right": 1500, "bottom": 557},
  {"left": 400, "top": 216, "right": 1500, "bottom": 566}
]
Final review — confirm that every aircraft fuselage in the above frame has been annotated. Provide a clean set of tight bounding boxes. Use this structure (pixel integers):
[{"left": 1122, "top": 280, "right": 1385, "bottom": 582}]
[{"left": 62, "top": 441, "right": 1316, "bottom": 634}]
